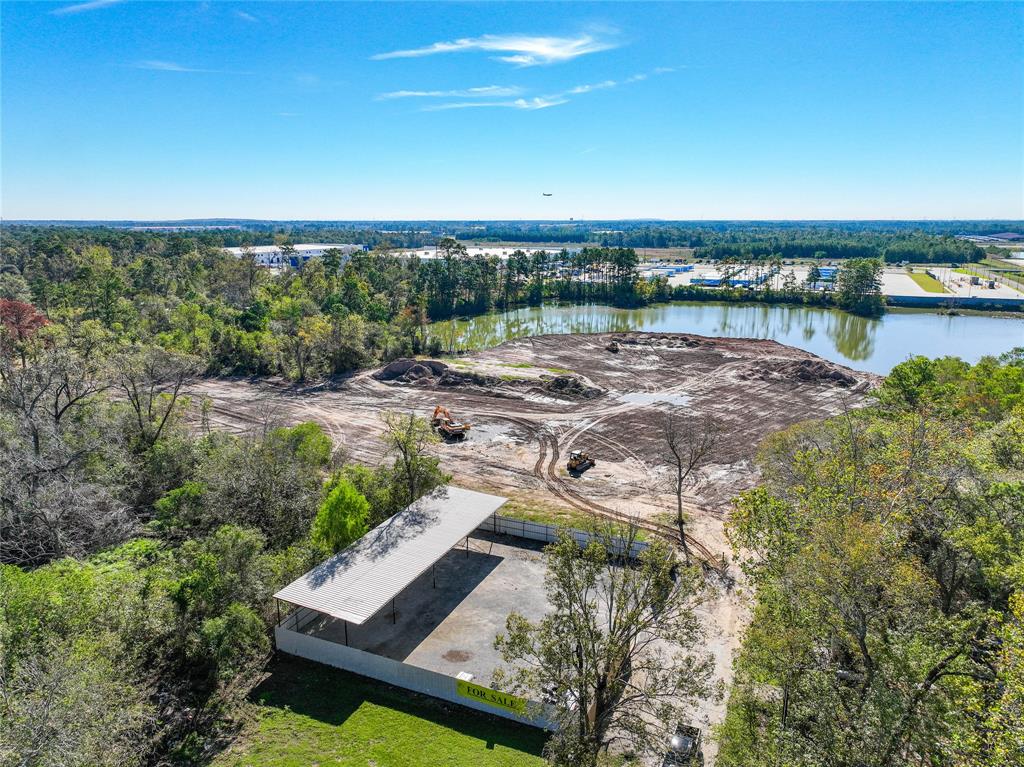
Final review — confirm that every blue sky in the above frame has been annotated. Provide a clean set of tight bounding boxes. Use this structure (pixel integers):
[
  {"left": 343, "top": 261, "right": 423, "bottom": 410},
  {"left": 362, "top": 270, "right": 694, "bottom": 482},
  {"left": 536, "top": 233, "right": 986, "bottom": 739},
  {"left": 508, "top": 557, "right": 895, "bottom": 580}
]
[{"left": 2, "top": 1, "right": 1022, "bottom": 220}]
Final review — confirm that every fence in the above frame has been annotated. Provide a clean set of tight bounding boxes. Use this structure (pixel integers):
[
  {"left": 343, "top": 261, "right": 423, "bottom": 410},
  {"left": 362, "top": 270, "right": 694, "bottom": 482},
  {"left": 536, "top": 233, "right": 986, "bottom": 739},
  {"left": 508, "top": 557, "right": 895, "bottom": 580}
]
[
  {"left": 275, "top": 624, "right": 556, "bottom": 730},
  {"left": 887, "top": 294, "right": 1024, "bottom": 310},
  {"left": 478, "top": 513, "right": 650, "bottom": 559}
]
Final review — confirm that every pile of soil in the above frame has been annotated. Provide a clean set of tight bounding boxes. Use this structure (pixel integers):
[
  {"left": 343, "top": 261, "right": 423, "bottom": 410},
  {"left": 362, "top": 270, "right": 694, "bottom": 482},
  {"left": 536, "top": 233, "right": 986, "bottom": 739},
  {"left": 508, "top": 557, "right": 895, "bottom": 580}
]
[
  {"left": 374, "top": 358, "right": 603, "bottom": 400},
  {"left": 374, "top": 358, "right": 497, "bottom": 388},
  {"left": 742, "top": 358, "right": 860, "bottom": 387},
  {"left": 538, "top": 375, "right": 603, "bottom": 400},
  {"left": 610, "top": 333, "right": 711, "bottom": 349}
]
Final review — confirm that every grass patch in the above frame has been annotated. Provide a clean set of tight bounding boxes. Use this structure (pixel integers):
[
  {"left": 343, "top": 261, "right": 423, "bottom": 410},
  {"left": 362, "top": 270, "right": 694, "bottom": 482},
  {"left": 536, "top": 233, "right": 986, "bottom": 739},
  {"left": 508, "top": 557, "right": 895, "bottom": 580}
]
[
  {"left": 546, "top": 367, "right": 573, "bottom": 375},
  {"left": 907, "top": 271, "right": 948, "bottom": 294},
  {"left": 499, "top": 496, "right": 597, "bottom": 529},
  {"left": 500, "top": 362, "right": 536, "bottom": 369},
  {"left": 499, "top": 496, "right": 648, "bottom": 540},
  {"left": 213, "top": 656, "right": 547, "bottom": 767}
]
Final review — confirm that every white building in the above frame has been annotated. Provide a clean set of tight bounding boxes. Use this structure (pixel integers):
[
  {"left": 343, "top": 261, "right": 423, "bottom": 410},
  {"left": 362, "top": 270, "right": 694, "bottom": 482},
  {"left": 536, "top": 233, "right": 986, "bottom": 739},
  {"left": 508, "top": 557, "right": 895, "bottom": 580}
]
[
  {"left": 391, "top": 245, "right": 579, "bottom": 260},
  {"left": 223, "top": 243, "right": 365, "bottom": 268}
]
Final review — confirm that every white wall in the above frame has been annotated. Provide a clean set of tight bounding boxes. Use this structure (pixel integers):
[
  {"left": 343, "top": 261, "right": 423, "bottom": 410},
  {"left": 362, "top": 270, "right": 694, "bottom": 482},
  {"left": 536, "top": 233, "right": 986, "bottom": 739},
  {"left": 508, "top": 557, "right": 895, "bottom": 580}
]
[
  {"left": 479, "top": 514, "right": 650, "bottom": 559},
  {"left": 275, "top": 625, "right": 556, "bottom": 730}
]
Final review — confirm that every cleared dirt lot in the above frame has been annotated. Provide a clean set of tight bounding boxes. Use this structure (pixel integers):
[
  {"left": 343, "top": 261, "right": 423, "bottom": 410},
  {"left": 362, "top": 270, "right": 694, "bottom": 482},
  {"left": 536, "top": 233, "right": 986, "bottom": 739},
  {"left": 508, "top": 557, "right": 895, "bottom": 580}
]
[{"left": 192, "top": 332, "right": 877, "bottom": 566}]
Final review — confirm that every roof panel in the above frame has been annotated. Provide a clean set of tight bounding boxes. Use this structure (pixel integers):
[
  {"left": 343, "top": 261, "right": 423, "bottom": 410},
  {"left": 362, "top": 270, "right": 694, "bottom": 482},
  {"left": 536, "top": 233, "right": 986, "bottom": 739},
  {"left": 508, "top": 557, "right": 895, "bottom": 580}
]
[{"left": 274, "top": 486, "right": 506, "bottom": 624}]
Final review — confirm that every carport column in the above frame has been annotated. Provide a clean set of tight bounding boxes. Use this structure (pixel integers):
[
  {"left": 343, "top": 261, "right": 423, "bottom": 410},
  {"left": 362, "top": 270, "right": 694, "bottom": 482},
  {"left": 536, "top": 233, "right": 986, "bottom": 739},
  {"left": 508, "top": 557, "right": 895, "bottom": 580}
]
[
  {"left": 392, "top": 597, "right": 396, "bottom": 624},
  {"left": 432, "top": 563, "right": 436, "bottom": 589},
  {"left": 466, "top": 535, "right": 470, "bottom": 558},
  {"left": 344, "top": 620, "right": 349, "bottom": 647}
]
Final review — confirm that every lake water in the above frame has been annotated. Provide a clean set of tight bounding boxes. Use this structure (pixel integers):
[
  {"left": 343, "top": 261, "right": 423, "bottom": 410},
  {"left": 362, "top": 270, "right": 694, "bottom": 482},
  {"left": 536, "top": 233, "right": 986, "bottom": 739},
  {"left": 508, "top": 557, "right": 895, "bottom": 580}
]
[{"left": 429, "top": 302, "right": 1024, "bottom": 375}]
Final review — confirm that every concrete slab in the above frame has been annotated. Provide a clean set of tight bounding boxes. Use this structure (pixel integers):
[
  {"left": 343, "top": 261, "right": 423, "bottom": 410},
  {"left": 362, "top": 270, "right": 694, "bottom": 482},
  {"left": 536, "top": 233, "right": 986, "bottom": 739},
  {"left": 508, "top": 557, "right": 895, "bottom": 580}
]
[{"left": 300, "top": 530, "right": 551, "bottom": 684}]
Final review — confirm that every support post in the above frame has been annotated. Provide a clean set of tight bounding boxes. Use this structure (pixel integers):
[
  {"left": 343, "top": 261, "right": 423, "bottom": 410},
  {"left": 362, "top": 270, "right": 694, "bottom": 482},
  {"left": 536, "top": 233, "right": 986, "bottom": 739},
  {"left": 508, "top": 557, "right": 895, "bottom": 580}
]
[
  {"left": 432, "top": 563, "right": 436, "bottom": 589},
  {"left": 276, "top": 599, "right": 281, "bottom": 627},
  {"left": 344, "top": 620, "right": 349, "bottom": 647},
  {"left": 392, "top": 598, "right": 396, "bottom": 624}
]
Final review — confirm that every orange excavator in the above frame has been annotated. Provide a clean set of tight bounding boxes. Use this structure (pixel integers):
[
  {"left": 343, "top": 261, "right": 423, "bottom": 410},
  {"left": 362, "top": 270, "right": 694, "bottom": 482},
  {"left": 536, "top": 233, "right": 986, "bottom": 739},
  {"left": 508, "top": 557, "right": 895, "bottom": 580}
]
[{"left": 431, "top": 406, "right": 471, "bottom": 440}]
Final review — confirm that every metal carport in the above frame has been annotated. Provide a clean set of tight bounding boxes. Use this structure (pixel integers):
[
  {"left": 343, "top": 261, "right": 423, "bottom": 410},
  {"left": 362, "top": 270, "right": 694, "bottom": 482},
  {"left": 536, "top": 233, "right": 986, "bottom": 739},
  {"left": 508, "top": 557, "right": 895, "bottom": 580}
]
[{"left": 274, "top": 485, "right": 507, "bottom": 630}]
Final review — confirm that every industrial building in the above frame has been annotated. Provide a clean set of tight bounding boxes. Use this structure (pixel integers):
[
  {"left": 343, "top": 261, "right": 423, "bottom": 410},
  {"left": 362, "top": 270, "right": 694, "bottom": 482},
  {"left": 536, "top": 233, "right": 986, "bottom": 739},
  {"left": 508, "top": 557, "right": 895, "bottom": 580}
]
[
  {"left": 223, "top": 243, "right": 366, "bottom": 268},
  {"left": 391, "top": 245, "right": 580, "bottom": 260}
]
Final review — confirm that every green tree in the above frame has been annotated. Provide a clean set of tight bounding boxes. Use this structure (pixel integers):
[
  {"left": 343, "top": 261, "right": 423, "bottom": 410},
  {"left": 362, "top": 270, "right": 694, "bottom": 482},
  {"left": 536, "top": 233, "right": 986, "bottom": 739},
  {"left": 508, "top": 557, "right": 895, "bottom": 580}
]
[
  {"left": 380, "top": 410, "right": 449, "bottom": 510},
  {"left": 494, "top": 524, "right": 715, "bottom": 766},
  {"left": 312, "top": 477, "right": 370, "bottom": 551},
  {"left": 835, "top": 257, "right": 884, "bottom": 316}
]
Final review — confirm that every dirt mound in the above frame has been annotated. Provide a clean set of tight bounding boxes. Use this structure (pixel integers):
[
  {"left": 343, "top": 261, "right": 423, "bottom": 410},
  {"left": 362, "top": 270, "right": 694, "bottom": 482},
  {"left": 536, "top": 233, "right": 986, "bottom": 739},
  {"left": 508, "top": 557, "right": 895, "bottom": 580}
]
[
  {"left": 375, "top": 358, "right": 449, "bottom": 381},
  {"left": 742, "top": 358, "right": 861, "bottom": 387},
  {"left": 538, "top": 375, "right": 603, "bottom": 400},
  {"left": 375, "top": 358, "right": 602, "bottom": 399},
  {"left": 374, "top": 357, "right": 500, "bottom": 388},
  {"left": 610, "top": 333, "right": 711, "bottom": 349}
]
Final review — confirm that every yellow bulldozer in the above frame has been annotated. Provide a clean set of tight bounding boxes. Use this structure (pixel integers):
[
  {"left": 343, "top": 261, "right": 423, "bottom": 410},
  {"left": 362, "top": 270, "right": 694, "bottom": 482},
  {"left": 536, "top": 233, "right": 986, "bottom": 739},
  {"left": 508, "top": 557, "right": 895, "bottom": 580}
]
[
  {"left": 431, "top": 405, "right": 471, "bottom": 440},
  {"left": 567, "top": 450, "right": 595, "bottom": 473}
]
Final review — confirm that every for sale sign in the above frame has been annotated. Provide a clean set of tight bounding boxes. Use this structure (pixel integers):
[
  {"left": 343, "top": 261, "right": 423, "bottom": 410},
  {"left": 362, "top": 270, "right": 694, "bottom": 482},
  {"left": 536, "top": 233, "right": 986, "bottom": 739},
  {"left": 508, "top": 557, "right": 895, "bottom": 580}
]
[{"left": 456, "top": 679, "right": 528, "bottom": 715}]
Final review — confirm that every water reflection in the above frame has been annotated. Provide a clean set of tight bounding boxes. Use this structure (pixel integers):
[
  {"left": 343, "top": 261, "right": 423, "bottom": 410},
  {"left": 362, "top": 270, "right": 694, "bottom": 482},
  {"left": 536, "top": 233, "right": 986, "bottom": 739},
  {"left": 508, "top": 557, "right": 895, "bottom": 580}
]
[{"left": 429, "top": 302, "right": 1023, "bottom": 374}]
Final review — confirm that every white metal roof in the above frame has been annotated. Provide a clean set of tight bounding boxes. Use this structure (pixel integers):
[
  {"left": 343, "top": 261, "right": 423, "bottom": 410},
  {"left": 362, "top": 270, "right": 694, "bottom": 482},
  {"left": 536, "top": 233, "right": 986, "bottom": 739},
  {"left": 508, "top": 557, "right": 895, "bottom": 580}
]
[
  {"left": 274, "top": 486, "right": 507, "bottom": 624},
  {"left": 223, "top": 243, "right": 361, "bottom": 255}
]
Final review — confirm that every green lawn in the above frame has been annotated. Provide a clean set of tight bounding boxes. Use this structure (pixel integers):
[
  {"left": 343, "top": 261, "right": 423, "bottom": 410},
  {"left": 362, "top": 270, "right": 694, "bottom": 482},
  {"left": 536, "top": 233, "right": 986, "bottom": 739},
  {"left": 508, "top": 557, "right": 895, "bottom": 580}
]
[
  {"left": 213, "top": 656, "right": 547, "bottom": 767},
  {"left": 907, "top": 271, "right": 948, "bottom": 293}
]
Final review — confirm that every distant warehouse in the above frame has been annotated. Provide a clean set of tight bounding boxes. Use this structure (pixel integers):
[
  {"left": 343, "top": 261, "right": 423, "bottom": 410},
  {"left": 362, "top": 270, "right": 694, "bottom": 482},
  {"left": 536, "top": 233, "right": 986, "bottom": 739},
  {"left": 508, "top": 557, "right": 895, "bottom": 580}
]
[{"left": 223, "top": 243, "right": 366, "bottom": 268}]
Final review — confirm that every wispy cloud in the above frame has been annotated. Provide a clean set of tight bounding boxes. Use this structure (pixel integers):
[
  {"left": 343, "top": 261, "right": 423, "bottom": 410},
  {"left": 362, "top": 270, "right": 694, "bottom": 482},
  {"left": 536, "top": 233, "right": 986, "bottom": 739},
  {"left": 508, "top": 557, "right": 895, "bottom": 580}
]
[
  {"left": 421, "top": 67, "right": 674, "bottom": 112},
  {"left": 377, "top": 85, "right": 523, "bottom": 101},
  {"left": 566, "top": 79, "right": 618, "bottom": 95},
  {"left": 423, "top": 96, "right": 568, "bottom": 112},
  {"left": 51, "top": 0, "right": 121, "bottom": 15},
  {"left": 133, "top": 60, "right": 253, "bottom": 75},
  {"left": 235, "top": 10, "right": 259, "bottom": 23},
  {"left": 372, "top": 32, "right": 617, "bottom": 67}
]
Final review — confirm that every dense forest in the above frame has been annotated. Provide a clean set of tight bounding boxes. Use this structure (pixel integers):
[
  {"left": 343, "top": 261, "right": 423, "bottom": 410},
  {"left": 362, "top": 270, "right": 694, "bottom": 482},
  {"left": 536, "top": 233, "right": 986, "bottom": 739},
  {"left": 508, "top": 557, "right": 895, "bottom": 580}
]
[
  {"left": 0, "top": 227, "right": 897, "bottom": 382},
  {"left": 0, "top": 318, "right": 450, "bottom": 763},
  {"left": 720, "top": 353, "right": 1024, "bottom": 766},
  {"left": 4, "top": 221, "right": 993, "bottom": 262}
]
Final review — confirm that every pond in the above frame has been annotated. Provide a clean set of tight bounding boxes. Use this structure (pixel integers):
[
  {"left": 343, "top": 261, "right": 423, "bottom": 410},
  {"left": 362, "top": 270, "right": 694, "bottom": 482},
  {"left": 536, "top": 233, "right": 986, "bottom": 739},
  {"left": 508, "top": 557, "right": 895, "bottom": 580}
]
[{"left": 428, "top": 302, "right": 1024, "bottom": 375}]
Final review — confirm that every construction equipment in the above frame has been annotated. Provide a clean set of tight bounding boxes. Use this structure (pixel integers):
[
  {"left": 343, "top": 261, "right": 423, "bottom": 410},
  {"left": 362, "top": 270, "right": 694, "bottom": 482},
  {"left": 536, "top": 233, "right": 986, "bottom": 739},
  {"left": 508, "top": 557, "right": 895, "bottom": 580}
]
[
  {"left": 661, "top": 723, "right": 702, "bottom": 766},
  {"left": 431, "top": 406, "right": 471, "bottom": 440},
  {"left": 567, "top": 450, "right": 595, "bottom": 473}
]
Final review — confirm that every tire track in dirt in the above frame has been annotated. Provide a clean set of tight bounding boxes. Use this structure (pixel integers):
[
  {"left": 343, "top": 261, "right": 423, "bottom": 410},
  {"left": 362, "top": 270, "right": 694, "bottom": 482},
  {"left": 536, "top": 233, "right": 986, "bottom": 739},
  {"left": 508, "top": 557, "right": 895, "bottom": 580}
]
[{"left": 495, "top": 416, "right": 726, "bottom": 574}]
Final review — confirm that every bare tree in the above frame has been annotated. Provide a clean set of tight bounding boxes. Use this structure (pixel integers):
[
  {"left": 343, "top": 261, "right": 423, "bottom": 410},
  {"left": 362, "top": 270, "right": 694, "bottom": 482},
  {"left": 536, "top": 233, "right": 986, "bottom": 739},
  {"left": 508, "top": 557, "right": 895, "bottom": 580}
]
[
  {"left": 0, "top": 349, "right": 131, "bottom": 565},
  {"left": 662, "top": 410, "right": 720, "bottom": 564},
  {"left": 112, "top": 347, "right": 199, "bottom": 451},
  {"left": 0, "top": 640, "right": 151, "bottom": 767}
]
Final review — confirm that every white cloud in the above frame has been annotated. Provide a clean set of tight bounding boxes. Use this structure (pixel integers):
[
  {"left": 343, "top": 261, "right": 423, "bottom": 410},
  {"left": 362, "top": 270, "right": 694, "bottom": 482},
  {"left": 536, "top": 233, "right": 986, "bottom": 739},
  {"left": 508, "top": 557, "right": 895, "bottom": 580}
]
[
  {"left": 566, "top": 79, "right": 618, "bottom": 95},
  {"left": 372, "top": 32, "right": 616, "bottom": 67},
  {"left": 412, "top": 66, "right": 674, "bottom": 113},
  {"left": 378, "top": 85, "right": 524, "bottom": 100},
  {"left": 133, "top": 60, "right": 253, "bottom": 75},
  {"left": 235, "top": 10, "right": 259, "bottom": 23},
  {"left": 51, "top": 0, "right": 121, "bottom": 15},
  {"left": 423, "top": 96, "right": 568, "bottom": 112}
]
